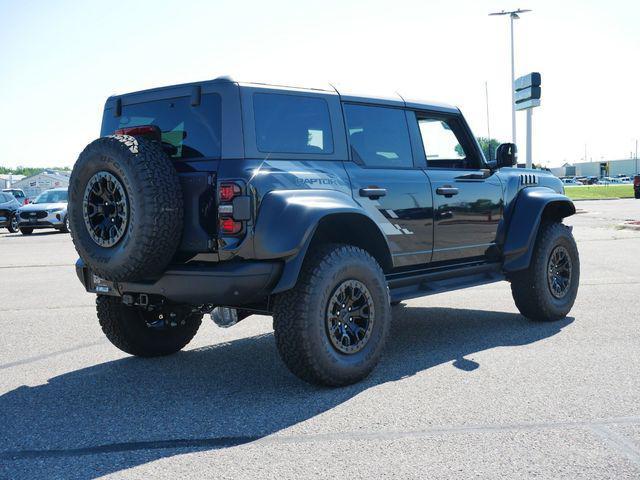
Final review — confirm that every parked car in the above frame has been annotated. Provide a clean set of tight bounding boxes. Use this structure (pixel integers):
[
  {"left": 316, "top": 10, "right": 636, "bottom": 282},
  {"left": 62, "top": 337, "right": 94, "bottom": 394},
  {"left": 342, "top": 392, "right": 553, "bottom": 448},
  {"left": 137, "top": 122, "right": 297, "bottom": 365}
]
[
  {"left": 615, "top": 175, "right": 631, "bottom": 183},
  {"left": 634, "top": 174, "right": 640, "bottom": 199},
  {"left": 2, "top": 188, "right": 28, "bottom": 205},
  {"left": 68, "top": 77, "right": 579, "bottom": 386},
  {"left": 561, "top": 178, "right": 579, "bottom": 185},
  {"left": 16, "top": 187, "right": 69, "bottom": 235},
  {"left": 0, "top": 191, "right": 21, "bottom": 232}
]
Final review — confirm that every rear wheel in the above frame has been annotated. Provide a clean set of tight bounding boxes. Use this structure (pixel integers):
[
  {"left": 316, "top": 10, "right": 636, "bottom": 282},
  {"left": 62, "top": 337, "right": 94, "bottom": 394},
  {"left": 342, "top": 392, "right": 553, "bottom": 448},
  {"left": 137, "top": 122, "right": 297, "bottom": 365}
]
[
  {"left": 634, "top": 189, "right": 640, "bottom": 199},
  {"left": 510, "top": 222, "right": 580, "bottom": 322},
  {"left": 20, "top": 227, "right": 33, "bottom": 235},
  {"left": 60, "top": 215, "right": 70, "bottom": 233},
  {"left": 273, "top": 244, "right": 391, "bottom": 386},
  {"left": 96, "top": 295, "right": 202, "bottom": 357}
]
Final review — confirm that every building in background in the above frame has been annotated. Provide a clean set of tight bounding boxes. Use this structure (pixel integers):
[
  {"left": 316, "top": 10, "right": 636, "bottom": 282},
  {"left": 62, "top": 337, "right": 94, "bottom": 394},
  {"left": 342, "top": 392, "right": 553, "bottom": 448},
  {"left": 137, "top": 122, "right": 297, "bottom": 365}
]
[
  {"left": 0, "top": 174, "right": 26, "bottom": 189},
  {"left": 550, "top": 158, "right": 640, "bottom": 178},
  {"left": 11, "top": 170, "right": 70, "bottom": 198}
]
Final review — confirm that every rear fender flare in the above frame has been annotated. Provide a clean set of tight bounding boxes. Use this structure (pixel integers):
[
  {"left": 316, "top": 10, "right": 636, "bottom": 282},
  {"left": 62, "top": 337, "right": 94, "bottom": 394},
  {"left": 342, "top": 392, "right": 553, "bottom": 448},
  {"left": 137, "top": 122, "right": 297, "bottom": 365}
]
[{"left": 252, "top": 190, "right": 391, "bottom": 293}]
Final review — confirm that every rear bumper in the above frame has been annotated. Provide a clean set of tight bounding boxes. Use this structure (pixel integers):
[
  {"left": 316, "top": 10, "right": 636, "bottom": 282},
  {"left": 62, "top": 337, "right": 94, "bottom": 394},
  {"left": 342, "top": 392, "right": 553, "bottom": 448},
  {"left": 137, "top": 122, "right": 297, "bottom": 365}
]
[{"left": 75, "top": 259, "right": 283, "bottom": 306}]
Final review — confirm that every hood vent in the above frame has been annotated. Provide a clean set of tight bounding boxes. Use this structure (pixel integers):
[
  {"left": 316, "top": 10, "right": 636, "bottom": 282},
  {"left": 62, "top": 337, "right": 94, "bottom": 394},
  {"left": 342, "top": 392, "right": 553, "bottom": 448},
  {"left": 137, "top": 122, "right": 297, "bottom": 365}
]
[{"left": 519, "top": 174, "right": 538, "bottom": 186}]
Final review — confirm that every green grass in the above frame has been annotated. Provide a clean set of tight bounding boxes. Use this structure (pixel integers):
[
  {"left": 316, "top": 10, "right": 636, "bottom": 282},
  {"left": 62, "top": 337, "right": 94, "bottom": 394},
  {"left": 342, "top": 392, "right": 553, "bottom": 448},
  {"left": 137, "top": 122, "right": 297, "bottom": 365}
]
[{"left": 564, "top": 184, "right": 635, "bottom": 200}]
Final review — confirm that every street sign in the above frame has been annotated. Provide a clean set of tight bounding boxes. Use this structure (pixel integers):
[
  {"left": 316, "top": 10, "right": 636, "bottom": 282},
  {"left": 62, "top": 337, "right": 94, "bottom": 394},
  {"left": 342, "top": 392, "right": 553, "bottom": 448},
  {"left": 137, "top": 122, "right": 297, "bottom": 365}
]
[
  {"left": 515, "top": 86, "right": 541, "bottom": 103},
  {"left": 515, "top": 72, "right": 541, "bottom": 111},
  {"left": 515, "top": 99, "right": 541, "bottom": 111},
  {"left": 514, "top": 72, "right": 542, "bottom": 169},
  {"left": 515, "top": 72, "right": 541, "bottom": 91}
]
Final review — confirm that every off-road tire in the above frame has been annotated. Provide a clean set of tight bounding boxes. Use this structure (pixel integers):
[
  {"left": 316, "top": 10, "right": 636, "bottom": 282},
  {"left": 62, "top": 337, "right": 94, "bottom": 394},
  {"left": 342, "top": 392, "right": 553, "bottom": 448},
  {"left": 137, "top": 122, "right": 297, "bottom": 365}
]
[
  {"left": 510, "top": 222, "right": 580, "bottom": 322},
  {"left": 273, "top": 244, "right": 391, "bottom": 386},
  {"left": 96, "top": 295, "right": 202, "bottom": 357},
  {"left": 60, "top": 215, "right": 69, "bottom": 233},
  {"left": 68, "top": 135, "right": 183, "bottom": 282},
  {"left": 20, "top": 227, "right": 33, "bottom": 235},
  {"left": 7, "top": 214, "right": 18, "bottom": 233}
]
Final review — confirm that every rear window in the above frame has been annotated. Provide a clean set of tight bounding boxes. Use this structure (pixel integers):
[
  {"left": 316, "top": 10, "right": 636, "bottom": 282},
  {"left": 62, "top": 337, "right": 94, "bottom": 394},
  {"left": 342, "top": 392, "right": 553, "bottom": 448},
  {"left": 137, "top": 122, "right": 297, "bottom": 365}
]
[
  {"left": 101, "top": 94, "right": 222, "bottom": 159},
  {"left": 253, "top": 93, "right": 334, "bottom": 154}
]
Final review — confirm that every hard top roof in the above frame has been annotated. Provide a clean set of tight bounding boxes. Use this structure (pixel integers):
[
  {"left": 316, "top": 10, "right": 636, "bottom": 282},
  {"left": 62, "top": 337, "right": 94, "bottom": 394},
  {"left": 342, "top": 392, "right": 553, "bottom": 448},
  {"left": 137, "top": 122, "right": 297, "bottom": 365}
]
[{"left": 107, "top": 75, "right": 460, "bottom": 114}]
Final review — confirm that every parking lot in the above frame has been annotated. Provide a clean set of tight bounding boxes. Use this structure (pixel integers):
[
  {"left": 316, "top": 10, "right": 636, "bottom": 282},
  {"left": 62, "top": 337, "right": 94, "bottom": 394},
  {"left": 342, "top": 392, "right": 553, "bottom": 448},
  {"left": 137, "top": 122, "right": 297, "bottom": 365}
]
[{"left": 0, "top": 199, "right": 638, "bottom": 479}]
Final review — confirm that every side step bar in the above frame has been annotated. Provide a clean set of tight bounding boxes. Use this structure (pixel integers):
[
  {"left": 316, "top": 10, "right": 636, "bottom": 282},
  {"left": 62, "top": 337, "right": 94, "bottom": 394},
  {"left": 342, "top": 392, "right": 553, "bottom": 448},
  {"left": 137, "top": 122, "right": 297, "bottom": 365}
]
[{"left": 386, "top": 262, "right": 505, "bottom": 303}]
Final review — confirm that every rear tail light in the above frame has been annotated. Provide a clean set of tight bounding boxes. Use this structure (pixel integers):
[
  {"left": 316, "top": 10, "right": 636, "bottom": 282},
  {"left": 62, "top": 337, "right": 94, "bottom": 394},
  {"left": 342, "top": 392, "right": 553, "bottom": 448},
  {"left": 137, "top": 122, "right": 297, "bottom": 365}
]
[
  {"left": 220, "top": 217, "right": 242, "bottom": 234},
  {"left": 219, "top": 183, "right": 241, "bottom": 202},
  {"left": 218, "top": 182, "right": 244, "bottom": 235},
  {"left": 114, "top": 125, "right": 161, "bottom": 141}
]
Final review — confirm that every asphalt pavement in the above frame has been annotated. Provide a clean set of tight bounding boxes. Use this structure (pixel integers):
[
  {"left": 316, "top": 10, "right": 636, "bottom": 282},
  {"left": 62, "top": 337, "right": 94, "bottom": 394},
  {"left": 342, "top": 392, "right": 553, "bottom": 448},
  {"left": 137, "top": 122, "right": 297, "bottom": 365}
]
[{"left": 1, "top": 199, "right": 639, "bottom": 479}]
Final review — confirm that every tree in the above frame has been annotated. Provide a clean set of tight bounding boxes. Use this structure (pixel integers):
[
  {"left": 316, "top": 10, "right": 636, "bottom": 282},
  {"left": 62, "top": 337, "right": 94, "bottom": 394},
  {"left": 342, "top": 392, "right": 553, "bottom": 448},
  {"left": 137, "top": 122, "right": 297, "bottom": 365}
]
[
  {"left": 0, "top": 166, "right": 71, "bottom": 176},
  {"left": 476, "top": 137, "right": 501, "bottom": 162},
  {"left": 455, "top": 137, "right": 501, "bottom": 161}
]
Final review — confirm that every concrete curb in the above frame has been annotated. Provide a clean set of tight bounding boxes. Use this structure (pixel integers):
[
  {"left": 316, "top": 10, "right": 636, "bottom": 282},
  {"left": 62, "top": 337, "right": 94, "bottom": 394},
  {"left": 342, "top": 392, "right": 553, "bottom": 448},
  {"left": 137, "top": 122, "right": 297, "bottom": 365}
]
[{"left": 572, "top": 197, "right": 623, "bottom": 202}]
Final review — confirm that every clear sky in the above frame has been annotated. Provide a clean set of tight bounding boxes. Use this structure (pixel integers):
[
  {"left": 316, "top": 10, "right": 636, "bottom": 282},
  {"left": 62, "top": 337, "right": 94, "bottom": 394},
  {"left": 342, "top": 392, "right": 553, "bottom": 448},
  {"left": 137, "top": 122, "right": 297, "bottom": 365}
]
[{"left": 1, "top": 0, "right": 638, "bottom": 168}]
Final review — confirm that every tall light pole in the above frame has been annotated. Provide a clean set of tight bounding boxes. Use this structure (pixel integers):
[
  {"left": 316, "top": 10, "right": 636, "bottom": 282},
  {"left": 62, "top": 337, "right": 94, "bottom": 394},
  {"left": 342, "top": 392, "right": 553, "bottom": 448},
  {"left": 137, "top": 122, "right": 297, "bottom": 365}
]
[{"left": 489, "top": 8, "right": 532, "bottom": 147}]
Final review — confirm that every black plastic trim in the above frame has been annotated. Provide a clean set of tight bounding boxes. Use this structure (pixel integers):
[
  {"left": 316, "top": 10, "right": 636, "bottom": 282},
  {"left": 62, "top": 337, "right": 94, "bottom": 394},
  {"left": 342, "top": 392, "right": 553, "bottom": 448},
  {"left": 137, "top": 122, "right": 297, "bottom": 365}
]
[{"left": 76, "top": 259, "right": 282, "bottom": 306}]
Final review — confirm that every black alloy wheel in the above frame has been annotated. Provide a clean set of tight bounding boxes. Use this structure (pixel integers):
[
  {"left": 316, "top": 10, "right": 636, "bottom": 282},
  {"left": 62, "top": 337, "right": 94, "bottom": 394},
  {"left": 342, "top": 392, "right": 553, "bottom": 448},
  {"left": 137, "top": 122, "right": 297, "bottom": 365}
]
[
  {"left": 326, "top": 279, "right": 375, "bottom": 354},
  {"left": 9, "top": 214, "right": 18, "bottom": 232},
  {"left": 547, "top": 245, "right": 572, "bottom": 299},
  {"left": 83, "top": 171, "right": 129, "bottom": 247}
]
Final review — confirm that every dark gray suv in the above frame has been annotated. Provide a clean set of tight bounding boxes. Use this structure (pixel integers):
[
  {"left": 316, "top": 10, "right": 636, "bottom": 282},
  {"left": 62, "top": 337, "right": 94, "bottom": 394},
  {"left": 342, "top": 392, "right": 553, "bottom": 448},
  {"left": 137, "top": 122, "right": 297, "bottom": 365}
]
[{"left": 69, "top": 77, "right": 579, "bottom": 386}]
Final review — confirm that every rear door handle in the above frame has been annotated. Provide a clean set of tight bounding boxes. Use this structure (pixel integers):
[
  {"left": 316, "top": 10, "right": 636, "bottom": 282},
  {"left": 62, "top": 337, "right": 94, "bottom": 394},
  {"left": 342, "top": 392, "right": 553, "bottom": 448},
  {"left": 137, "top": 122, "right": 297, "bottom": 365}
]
[
  {"left": 359, "top": 188, "right": 387, "bottom": 199},
  {"left": 435, "top": 187, "right": 459, "bottom": 197}
]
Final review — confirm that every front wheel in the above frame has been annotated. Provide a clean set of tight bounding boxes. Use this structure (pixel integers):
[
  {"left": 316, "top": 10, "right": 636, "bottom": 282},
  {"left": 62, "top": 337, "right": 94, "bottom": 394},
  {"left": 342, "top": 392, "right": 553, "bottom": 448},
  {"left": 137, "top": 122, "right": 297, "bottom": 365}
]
[
  {"left": 510, "top": 222, "right": 580, "bottom": 322},
  {"left": 96, "top": 296, "right": 202, "bottom": 357},
  {"left": 273, "top": 244, "right": 391, "bottom": 386},
  {"left": 7, "top": 214, "right": 18, "bottom": 233},
  {"left": 634, "top": 189, "right": 640, "bottom": 199}
]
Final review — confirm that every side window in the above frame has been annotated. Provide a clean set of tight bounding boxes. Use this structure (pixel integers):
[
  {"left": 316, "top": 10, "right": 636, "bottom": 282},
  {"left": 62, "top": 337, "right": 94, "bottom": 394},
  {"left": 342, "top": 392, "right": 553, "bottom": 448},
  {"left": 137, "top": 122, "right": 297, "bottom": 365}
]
[
  {"left": 253, "top": 93, "right": 334, "bottom": 154},
  {"left": 417, "top": 116, "right": 477, "bottom": 169},
  {"left": 343, "top": 104, "right": 413, "bottom": 168}
]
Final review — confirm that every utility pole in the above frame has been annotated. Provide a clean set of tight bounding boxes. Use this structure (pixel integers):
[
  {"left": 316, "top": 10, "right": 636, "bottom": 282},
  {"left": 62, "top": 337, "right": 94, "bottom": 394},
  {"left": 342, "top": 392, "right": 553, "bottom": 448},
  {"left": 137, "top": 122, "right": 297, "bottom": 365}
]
[
  {"left": 489, "top": 8, "right": 532, "bottom": 146},
  {"left": 485, "top": 81, "right": 492, "bottom": 160},
  {"left": 526, "top": 108, "right": 532, "bottom": 167}
]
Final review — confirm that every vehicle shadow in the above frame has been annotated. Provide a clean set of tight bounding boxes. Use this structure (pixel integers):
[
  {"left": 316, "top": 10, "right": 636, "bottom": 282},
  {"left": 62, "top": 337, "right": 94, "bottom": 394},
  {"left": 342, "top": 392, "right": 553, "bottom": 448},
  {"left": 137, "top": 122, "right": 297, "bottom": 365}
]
[{"left": 0, "top": 306, "right": 573, "bottom": 479}]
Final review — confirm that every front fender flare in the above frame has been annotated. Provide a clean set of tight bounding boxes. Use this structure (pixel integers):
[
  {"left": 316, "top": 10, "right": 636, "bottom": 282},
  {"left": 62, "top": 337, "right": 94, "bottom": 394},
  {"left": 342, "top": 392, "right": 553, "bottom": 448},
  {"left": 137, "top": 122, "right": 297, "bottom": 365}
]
[{"left": 502, "top": 187, "right": 576, "bottom": 272}]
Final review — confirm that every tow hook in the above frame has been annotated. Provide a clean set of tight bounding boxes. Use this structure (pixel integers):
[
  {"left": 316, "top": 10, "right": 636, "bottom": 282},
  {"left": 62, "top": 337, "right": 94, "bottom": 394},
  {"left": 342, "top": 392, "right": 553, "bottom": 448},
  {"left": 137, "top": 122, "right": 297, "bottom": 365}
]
[{"left": 211, "top": 307, "right": 239, "bottom": 328}]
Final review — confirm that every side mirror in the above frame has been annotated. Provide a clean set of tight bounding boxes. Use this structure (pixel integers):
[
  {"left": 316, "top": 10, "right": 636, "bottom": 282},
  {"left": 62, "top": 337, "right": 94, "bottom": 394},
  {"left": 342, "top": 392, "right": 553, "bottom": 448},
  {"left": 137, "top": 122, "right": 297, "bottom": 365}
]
[{"left": 496, "top": 143, "right": 518, "bottom": 168}]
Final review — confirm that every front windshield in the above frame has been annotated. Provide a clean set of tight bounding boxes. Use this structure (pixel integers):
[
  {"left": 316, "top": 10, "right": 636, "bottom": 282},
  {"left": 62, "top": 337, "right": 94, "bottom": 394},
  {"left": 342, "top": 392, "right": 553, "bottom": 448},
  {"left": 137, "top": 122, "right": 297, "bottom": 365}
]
[{"left": 34, "top": 190, "right": 68, "bottom": 204}]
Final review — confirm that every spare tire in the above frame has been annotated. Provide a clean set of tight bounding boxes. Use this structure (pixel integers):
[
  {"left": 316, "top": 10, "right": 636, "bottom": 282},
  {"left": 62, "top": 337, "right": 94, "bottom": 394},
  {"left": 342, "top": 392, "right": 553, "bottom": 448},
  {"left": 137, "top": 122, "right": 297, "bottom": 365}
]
[{"left": 68, "top": 135, "right": 183, "bottom": 282}]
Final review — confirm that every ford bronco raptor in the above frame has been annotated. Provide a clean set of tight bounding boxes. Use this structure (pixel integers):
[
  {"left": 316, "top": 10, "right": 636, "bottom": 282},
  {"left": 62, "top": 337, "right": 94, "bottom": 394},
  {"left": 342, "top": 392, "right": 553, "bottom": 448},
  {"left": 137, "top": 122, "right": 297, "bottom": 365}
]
[{"left": 69, "top": 76, "right": 579, "bottom": 386}]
